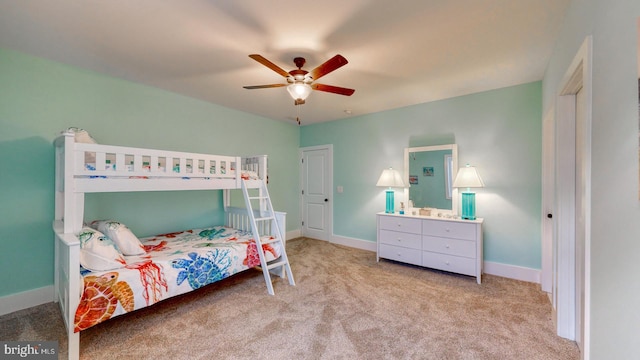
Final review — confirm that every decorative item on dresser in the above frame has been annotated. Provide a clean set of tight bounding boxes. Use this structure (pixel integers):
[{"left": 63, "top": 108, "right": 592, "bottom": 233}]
[{"left": 376, "top": 212, "right": 483, "bottom": 284}]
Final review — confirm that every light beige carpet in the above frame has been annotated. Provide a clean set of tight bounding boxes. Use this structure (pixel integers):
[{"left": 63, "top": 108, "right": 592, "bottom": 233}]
[{"left": 1, "top": 238, "right": 578, "bottom": 359}]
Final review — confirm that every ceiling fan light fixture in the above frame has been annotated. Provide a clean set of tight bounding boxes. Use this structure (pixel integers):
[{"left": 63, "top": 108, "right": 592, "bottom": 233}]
[{"left": 287, "top": 82, "right": 312, "bottom": 101}]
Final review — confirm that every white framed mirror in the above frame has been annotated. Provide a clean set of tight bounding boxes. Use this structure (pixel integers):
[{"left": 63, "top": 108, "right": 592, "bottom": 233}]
[{"left": 403, "top": 144, "right": 458, "bottom": 215}]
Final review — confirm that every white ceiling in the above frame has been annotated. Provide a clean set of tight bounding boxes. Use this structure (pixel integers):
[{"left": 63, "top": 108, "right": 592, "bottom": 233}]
[{"left": 0, "top": 0, "right": 570, "bottom": 125}]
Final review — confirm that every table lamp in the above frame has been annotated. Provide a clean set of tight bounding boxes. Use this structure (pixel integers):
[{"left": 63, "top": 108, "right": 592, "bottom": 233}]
[
  {"left": 452, "top": 164, "right": 484, "bottom": 220},
  {"left": 376, "top": 167, "right": 405, "bottom": 214}
]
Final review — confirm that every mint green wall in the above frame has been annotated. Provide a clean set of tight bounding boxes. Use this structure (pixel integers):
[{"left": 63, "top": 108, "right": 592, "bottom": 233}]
[
  {"left": 0, "top": 48, "right": 300, "bottom": 297},
  {"left": 542, "top": 0, "right": 640, "bottom": 357},
  {"left": 301, "top": 82, "right": 542, "bottom": 269}
]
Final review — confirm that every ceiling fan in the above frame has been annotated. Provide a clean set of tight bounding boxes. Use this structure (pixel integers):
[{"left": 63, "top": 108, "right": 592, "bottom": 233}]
[{"left": 243, "top": 54, "right": 355, "bottom": 106}]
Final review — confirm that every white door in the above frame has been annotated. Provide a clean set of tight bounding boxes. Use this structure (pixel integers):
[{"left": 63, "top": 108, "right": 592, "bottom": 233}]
[
  {"left": 575, "top": 86, "right": 586, "bottom": 352},
  {"left": 554, "top": 36, "right": 592, "bottom": 359},
  {"left": 541, "top": 109, "right": 555, "bottom": 294},
  {"left": 300, "top": 145, "right": 332, "bottom": 241}
]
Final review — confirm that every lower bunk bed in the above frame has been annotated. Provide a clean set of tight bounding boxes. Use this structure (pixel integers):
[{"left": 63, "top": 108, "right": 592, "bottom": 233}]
[{"left": 52, "top": 129, "right": 295, "bottom": 359}]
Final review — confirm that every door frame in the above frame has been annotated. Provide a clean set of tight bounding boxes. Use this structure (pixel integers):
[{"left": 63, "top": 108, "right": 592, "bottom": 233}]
[
  {"left": 299, "top": 144, "right": 333, "bottom": 241},
  {"left": 541, "top": 108, "right": 555, "bottom": 295},
  {"left": 554, "top": 35, "right": 592, "bottom": 359}
]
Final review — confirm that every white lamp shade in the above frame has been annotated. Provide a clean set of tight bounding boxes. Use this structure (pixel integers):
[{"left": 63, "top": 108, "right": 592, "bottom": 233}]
[
  {"left": 376, "top": 168, "right": 405, "bottom": 188},
  {"left": 452, "top": 165, "right": 485, "bottom": 188},
  {"left": 287, "top": 82, "right": 312, "bottom": 101}
]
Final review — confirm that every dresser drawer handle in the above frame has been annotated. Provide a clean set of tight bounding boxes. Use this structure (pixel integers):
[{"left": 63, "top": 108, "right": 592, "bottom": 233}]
[
  {"left": 445, "top": 261, "right": 450, "bottom": 265},
  {"left": 445, "top": 228, "right": 450, "bottom": 232},
  {"left": 397, "top": 238, "right": 402, "bottom": 242},
  {"left": 445, "top": 245, "right": 450, "bottom": 249}
]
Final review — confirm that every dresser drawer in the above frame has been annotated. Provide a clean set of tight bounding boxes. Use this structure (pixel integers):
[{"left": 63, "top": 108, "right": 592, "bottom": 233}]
[
  {"left": 379, "top": 229, "right": 422, "bottom": 250},
  {"left": 422, "top": 251, "right": 476, "bottom": 277},
  {"left": 379, "top": 244, "right": 422, "bottom": 266},
  {"left": 422, "top": 236, "right": 475, "bottom": 258},
  {"left": 378, "top": 215, "right": 422, "bottom": 234},
  {"left": 422, "top": 219, "right": 476, "bottom": 240}
]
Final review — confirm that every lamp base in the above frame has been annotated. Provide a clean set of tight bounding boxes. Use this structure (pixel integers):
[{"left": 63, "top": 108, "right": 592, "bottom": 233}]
[
  {"left": 460, "top": 191, "right": 476, "bottom": 220},
  {"left": 385, "top": 189, "right": 394, "bottom": 214}
]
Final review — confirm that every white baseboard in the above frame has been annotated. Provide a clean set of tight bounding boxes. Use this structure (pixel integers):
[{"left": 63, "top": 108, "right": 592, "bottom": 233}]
[
  {"left": 286, "top": 229, "right": 301, "bottom": 241},
  {"left": 484, "top": 261, "right": 541, "bottom": 284},
  {"left": 0, "top": 286, "right": 54, "bottom": 316},
  {"left": 330, "top": 235, "right": 377, "bottom": 252}
]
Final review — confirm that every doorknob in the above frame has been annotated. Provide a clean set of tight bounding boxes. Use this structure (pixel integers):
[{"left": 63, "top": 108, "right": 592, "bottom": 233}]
[
  {"left": 324, "top": 199, "right": 329, "bottom": 202},
  {"left": 547, "top": 213, "right": 553, "bottom": 219}
]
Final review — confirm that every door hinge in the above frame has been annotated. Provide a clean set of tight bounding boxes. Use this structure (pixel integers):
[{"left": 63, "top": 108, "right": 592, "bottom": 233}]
[
  {"left": 302, "top": 189, "right": 304, "bottom": 195},
  {"left": 302, "top": 221, "right": 304, "bottom": 226}
]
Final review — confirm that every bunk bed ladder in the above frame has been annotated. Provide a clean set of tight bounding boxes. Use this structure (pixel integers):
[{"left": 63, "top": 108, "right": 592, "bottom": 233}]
[{"left": 241, "top": 179, "right": 295, "bottom": 295}]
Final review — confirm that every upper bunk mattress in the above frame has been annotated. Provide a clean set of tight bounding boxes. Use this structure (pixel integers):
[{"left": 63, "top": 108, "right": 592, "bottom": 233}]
[{"left": 74, "top": 225, "right": 282, "bottom": 332}]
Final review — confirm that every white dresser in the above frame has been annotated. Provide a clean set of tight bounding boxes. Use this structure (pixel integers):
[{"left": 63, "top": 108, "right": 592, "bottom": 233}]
[{"left": 376, "top": 212, "right": 483, "bottom": 284}]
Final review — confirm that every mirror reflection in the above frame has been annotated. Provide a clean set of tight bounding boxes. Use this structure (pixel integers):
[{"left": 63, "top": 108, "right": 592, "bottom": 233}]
[{"left": 403, "top": 144, "right": 458, "bottom": 213}]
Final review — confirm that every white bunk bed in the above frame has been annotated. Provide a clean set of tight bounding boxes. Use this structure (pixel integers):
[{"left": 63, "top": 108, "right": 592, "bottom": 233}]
[{"left": 52, "top": 130, "right": 294, "bottom": 360}]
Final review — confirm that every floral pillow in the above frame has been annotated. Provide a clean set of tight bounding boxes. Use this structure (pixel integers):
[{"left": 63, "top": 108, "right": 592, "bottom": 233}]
[
  {"left": 78, "top": 227, "right": 125, "bottom": 271},
  {"left": 90, "top": 220, "right": 146, "bottom": 256}
]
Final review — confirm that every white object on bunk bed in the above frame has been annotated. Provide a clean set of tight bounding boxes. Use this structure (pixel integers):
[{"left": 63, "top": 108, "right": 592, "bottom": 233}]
[{"left": 53, "top": 129, "right": 294, "bottom": 360}]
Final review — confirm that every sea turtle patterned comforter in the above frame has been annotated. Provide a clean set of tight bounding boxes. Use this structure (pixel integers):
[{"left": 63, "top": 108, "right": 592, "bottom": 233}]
[{"left": 73, "top": 226, "right": 281, "bottom": 332}]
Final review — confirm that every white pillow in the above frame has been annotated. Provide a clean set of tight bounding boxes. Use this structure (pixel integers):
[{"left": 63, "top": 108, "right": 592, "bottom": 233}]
[
  {"left": 90, "top": 220, "right": 146, "bottom": 256},
  {"left": 78, "top": 227, "right": 125, "bottom": 271},
  {"left": 72, "top": 128, "right": 97, "bottom": 144},
  {"left": 65, "top": 127, "right": 98, "bottom": 163}
]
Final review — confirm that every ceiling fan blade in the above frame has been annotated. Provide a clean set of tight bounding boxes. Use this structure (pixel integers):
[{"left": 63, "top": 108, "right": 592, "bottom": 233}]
[
  {"left": 243, "top": 84, "right": 287, "bottom": 89},
  {"left": 248, "top": 54, "right": 290, "bottom": 78},
  {"left": 310, "top": 55, "right": 349, "bottom": 81},
  {"left": 312, "top": 83, "right": 355, "bottom": 96}
]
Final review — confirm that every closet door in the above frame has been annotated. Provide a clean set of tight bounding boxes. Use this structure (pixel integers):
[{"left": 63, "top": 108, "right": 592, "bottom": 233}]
[{"left": 300, "top": 145, "right": 332, "bottom": 241}]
